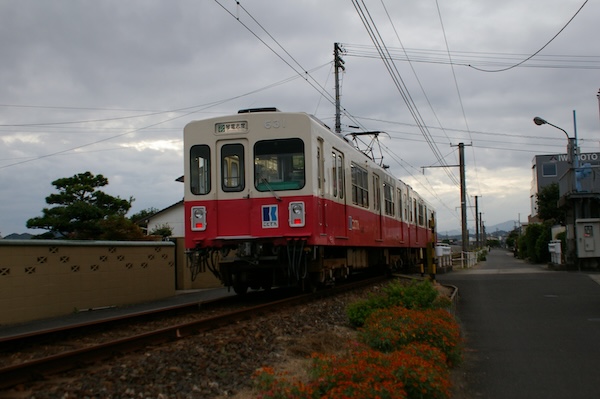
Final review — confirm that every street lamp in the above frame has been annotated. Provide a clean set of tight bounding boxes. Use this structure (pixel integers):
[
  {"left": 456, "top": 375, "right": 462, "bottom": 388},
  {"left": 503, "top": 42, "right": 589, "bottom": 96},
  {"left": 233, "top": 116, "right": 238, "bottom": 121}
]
[
  {"left": 533, "top": 116, "right": 570, "bottom": 139},
  {"left": 533, "top": 116, "right": 577, "bottom": 168}
]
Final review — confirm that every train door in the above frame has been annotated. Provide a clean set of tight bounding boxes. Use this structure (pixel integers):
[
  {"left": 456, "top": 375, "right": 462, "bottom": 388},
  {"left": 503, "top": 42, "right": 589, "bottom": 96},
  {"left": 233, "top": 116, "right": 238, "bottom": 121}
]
[
  {"left": 373, "top": 173, "right": 382, "bottom": 240},
  {"left": 332, "top": 148, "right": 346, "bottom": 236},
  {"left": 317, "top": 138, "right": 326, "bottom": 234},
  {"left": 397, "top": 187, "right": 404, "bottom": 242},
  {"left": 216, "top": 139, "right": 251, "bottom": 236}
]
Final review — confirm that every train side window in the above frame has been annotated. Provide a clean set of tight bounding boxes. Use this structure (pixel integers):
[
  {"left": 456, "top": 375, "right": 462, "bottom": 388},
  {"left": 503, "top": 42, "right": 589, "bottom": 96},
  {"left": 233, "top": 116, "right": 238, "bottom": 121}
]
[
  {"left": 351, "top": 162, "right": 369, "bottom": 208},
  {"left": 190, "top": 145, "right": 210, "bottom": 195},
  {"left": 413, "top": 198, "right": 417, "bottom": 224},
  {"left": 332, "top": 152, "right": 338, "bottom": 197},
  {"left": 337, "top": 151, "right": 344, "bottom": 200},
  {"left": 397, "top": 188, "right": 403, "bottom": 221},
  {"left": 332, "top": 149, "right": 344, "bottom": 199},
  {"left": 384, "top": 183, "right": 394, "bottom": 216},
  {"left": 317, "top": 146, "right": 322, "bottom": 190},
  {"left": 373, "top": 174, "right": 381, "bottom": 212},
  {"left": 221, "top": 143, "right": 245, "bottom": 192}
]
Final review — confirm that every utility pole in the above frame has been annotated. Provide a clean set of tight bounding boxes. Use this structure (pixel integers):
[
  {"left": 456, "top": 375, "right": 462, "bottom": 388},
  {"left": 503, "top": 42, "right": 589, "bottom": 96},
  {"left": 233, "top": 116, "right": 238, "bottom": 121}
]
[
  {"left": 456, "top": 142, "right": 470, "bottom": 255},
  {"left": 597, "top": 89, "right": 600, "bottom": 131},
  {"left": 423, "top": 142, "right": 471, "bottom": 257},
  {"left": 480, "top": 213, "right": 486, "bottom": 248},
  {"left": 334, "top": 43, "right": 345, "bottom": 134},
  {"left": 474, "top": 195, "right": 480, "bottom": 248}
]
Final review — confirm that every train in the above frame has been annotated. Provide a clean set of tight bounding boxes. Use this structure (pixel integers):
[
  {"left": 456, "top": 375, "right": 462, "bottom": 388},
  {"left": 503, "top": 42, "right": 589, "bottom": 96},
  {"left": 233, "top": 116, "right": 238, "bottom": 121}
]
[{"left": 183, "top": 108, "right": 436, "bottom": 293}]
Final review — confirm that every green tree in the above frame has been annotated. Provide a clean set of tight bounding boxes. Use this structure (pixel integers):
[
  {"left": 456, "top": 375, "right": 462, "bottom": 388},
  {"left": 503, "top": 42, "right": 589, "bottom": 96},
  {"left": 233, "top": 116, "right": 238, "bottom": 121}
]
[
  {"left": 27, "top": 171, "right": 137, "bottom": 239},
  {"left": 129, "top": 207, "right": 159, "bottom": 231},
  {"left": 536, "top": 183, "right": 566, "bottom": 224},
  {"left": 506, "top": 229, "right": 520, "bottom": 250},
  {"left": 519, "top": 223, "right": 551, "bottom": 263},
  {"left": 149, "top": 223, "right": 173, "bottom": 239}
]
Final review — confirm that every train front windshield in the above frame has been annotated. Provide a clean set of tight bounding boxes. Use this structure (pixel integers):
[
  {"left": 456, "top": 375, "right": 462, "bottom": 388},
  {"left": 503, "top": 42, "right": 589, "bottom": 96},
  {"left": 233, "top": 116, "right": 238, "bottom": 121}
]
[{"left": 254, "top": 138, "right": 305, "bottom": 191}]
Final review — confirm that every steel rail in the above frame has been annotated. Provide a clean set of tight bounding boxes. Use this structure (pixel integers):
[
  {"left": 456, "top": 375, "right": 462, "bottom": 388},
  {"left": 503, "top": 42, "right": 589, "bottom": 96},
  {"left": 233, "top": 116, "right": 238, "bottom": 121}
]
[
  {"left": 0, "top": 275, "right": 388, "bottom": 390},
  {"left": 0, "top": 294, "right": 241, "bottom": 350}
]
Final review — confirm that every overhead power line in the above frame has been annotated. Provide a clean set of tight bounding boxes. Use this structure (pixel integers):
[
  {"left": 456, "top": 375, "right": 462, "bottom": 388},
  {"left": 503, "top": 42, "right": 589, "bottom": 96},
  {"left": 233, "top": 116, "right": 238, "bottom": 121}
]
[
  {"left": 468, "top": 0, "right": 590, "bottom": 72},
  {"left": 351, "top": 0, "right": 459, "bottom": 188},
  {"left": 343, "top": 46, "right": 600, "bottom": 70}
]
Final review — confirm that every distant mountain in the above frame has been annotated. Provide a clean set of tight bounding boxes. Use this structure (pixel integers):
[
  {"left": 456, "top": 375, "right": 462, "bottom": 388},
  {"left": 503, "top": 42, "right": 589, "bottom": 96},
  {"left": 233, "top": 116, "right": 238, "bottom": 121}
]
[
  {"left": 2, "top": 233, "right": 33, "bottom": 240},
  {"left": 489, "top": 220, "right": 521, "bottom": 233},
  {"left": 440, "top": 220, "right": 520, "bottom": 237}
]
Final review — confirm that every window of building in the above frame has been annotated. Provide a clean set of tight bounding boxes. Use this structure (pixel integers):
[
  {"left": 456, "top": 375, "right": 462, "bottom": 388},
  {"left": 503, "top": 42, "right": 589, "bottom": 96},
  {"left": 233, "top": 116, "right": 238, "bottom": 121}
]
[
  {"left": 351, "top": 163, "right": 369, "bottom": 208},
  {"left": 542, "top": 162, "right": 557, "bottom": 177},
  {"left": 190, "top": 145, "right": 210, "bottom": 195}
]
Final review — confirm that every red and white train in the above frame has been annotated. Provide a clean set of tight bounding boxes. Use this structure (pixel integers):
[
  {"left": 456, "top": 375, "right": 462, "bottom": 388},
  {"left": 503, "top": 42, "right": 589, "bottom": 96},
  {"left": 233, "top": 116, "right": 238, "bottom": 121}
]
[{"left": 184, "top": 108, "right": 436, "bottom": 293}]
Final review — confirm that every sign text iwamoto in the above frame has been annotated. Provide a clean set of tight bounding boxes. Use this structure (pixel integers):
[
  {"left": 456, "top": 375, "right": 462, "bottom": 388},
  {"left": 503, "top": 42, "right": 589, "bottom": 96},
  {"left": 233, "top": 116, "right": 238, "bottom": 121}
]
[{"left": 555, "top": 153, "right": 600, "bottom": 162}]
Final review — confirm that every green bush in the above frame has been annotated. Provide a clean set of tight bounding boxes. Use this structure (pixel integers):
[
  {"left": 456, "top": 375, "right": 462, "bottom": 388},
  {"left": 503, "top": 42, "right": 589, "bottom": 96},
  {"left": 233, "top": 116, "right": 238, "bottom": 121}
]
[
  {"left": 534, "top": 226, "right": 551, "bottom": 263},
  {"left": 346, "top": 280, "right": 447, "bottom": 327}
]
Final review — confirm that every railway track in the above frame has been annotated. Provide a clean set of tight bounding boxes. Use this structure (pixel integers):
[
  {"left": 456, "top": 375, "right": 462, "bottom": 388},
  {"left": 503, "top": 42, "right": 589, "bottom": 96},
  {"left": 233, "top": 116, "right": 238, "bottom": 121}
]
[{"left": 0, "top": 275, "right": 388, "bottom": 390}]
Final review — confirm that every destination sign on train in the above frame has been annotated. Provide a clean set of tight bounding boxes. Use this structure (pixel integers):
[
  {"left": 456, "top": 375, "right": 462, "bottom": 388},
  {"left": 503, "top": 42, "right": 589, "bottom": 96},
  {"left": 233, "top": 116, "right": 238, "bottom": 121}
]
[{"left": 215, "top": 121, "right": 248, "bottom": 134}]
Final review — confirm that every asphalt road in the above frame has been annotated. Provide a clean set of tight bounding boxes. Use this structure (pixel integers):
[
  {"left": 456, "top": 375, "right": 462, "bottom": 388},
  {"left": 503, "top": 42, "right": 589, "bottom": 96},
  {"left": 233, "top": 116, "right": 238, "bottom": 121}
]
[{"left": 438, "top": 249, "right": 600, "bottom": 399}]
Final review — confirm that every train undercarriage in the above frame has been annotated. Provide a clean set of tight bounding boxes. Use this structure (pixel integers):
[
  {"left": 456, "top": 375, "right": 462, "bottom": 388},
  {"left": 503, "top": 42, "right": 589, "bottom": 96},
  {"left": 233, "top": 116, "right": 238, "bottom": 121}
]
[{"left": 186, "top": 240, "right": 426, "bottom": 294}]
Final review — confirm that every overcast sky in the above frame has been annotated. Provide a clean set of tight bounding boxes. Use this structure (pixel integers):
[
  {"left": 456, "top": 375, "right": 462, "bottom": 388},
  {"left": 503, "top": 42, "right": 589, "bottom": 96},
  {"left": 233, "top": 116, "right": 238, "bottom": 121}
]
[{"left": 1, "top": 0, "right": 599, "bottom": 237}]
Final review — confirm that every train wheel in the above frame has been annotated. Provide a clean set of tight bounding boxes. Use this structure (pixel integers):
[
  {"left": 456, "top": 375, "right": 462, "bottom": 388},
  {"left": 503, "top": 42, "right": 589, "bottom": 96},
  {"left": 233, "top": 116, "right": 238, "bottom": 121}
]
[
  {"left": 232, "top": 272, "right": 249, "bottom": 295},
  {"left": 233, "top": 282, "right": 248, "bottom": 295}
]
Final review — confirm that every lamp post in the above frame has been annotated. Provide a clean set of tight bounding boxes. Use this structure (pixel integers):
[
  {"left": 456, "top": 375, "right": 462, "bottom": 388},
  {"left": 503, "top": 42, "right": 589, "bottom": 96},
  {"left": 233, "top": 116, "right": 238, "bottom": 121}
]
[
  {"left": 533, "top": 116, "right": 578, "bottom": 177},
  {"left": 533, "top": 115, "right": 578, "bottom": 269}
]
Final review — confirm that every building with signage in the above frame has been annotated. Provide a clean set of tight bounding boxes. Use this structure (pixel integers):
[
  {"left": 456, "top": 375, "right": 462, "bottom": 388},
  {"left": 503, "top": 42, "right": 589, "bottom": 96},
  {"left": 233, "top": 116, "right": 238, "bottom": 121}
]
[
  {"left": 530, "top": 151, "right": 600, "bottom": 220},
  {"left": 530, "top": 150, "right": 600, "bottom": 268}
]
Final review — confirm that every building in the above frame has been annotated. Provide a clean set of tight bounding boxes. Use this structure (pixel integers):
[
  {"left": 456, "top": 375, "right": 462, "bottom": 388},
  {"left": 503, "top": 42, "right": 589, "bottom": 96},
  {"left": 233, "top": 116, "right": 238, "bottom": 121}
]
[
  {"left": 530, "top": 151, "right": 600, "bottom": 220},
  {"left": 530, "top": 150, "right": 600, "bottom": 268},
  {"left": 145, "top": 200, "right": 184, "bottom": 237}
]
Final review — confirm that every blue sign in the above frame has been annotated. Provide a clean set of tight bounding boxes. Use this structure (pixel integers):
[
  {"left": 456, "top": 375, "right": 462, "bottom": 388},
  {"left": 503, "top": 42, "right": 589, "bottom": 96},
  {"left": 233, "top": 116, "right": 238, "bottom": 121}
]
[{"left": 262, "top": 205, "right": 278, "bottom": 228}]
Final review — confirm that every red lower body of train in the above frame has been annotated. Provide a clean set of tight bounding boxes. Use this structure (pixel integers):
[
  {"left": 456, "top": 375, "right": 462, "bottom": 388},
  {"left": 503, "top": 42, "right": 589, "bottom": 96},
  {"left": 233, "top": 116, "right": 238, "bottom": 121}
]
[{"left": 185, "top": 194, "right": 433, "bottom": 293}]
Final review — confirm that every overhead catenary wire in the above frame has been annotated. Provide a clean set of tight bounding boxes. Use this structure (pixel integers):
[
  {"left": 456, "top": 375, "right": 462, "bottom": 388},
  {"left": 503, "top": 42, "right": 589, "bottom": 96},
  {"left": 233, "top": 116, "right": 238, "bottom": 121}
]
[
  {"left": 378, "top": 0, "right": 460, "bottom": 185},
  {"left": 434, "top": 0, "right": 480, "bottom": 219},
  {"left": 213, "top": 0, "right": 368, "bottom": 132},
  {"left": 351, "top": 0, "right": 459, "bottom": 188},
  {"left": 468, "top": 0, "right": 589, "bottom": 72},
  {"left": 343, "top": 45, "right": 600, "bottom": 70}
]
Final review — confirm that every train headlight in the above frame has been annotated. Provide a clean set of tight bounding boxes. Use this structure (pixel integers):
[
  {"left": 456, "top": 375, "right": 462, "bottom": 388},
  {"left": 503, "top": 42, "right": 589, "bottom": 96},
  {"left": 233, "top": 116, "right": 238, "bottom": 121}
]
[
  {"left": 191, "top": 206, "right": 207, "bottom": 231},
  {"left": 288, "top": 202, "right": 305, "bottom": 227}
]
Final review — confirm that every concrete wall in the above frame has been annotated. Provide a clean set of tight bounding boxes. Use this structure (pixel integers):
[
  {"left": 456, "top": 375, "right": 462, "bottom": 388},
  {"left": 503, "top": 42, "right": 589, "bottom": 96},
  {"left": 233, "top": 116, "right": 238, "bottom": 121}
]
[{"left": 0, "top": 240, "right": 176, "bottom": 325}]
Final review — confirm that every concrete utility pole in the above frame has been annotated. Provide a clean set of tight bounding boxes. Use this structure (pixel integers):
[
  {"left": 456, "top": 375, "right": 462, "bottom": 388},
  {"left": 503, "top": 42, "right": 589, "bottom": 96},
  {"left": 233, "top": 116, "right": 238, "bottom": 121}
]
[
  {"left": 457, "top": 142, "right": 470, "bottom": 254},
  {"left": 480, "top": 214, "right": 486, "bottom": 247},
  {"left": 597, "top": 89, "right": 600, "bottom": 130},
  {"left": 474, "top": 195, "right": 480, "bottom": 248},
  {"left": 334, "top": 43, "right": 345, "bottom": 134},
  {"left": 423, "top": 142, "right": 471, "bottom": 255}
]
